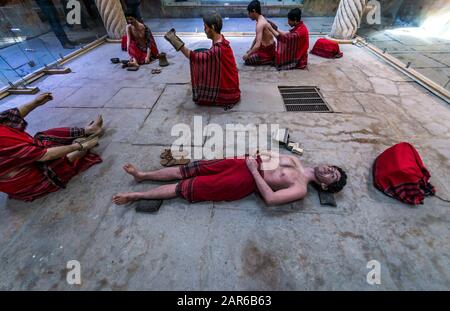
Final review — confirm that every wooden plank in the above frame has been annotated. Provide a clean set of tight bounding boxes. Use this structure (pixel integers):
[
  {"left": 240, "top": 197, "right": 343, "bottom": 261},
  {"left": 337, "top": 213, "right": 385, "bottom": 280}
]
[
  {"left": 8, "top": 87, "right": 40, "bottom": 95},
  {"left": 42, "top": 68, "right": 72, "bottom": 75}
]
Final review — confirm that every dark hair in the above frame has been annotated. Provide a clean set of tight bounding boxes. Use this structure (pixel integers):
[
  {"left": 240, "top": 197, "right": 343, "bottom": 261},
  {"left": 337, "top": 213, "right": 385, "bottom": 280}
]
[
  {"left": 125, "top": 9, "right": 138, "bottom": 20},
  {"left": 247, "top": 0, "right": 261, "bottom": 15},
  {"left": 326, "top": 166, "right": 347, "bottom": 193},
  {"left": 288, "top": 8, "right": 302, "bottom": 22},
  {"left": 312, "top": 166, "right": 347, "bottom": 194},
  {"left": 203, "top": 12, "right": 223, "bottom": 34}
]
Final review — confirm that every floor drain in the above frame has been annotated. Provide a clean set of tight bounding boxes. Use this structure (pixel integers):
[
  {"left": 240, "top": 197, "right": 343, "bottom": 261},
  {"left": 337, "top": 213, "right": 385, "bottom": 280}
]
[{"left": 278, "top": 86, "right": 332, "bottom": 112}]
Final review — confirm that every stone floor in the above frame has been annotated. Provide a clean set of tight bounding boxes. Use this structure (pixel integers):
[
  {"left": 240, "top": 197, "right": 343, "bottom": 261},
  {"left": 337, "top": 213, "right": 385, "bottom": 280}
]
[{"left": 0, "top": 34, "right": 449, "bottom": 290}]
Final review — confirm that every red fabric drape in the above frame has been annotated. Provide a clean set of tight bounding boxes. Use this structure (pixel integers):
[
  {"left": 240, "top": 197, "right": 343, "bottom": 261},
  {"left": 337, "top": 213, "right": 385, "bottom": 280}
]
[
  {"left": 0, "top": 110, "right": 102, "bottom": 202},
  {"left": 190, "top": 36, "right": 240, "bottom": 107},
  {"left": 121, "top": 25, "right": 159, "bottom": 64},
  {"left": 127, "top": 40, "right": 148, "bottom": 64},
  {"left": 245, "top": 43, "right": 276, "bottom": 66},
  {"left": 311, "top": 38, "right": 343, "bottom": 59},
  {"left": 176, "top": 158, "right": 262, "bottom": 203},
  {"left": 373, "top": 142, "right": 435, "bottom": 205},
  {"left": 275, "top": 22, "right": 309, "bottom": 70}
]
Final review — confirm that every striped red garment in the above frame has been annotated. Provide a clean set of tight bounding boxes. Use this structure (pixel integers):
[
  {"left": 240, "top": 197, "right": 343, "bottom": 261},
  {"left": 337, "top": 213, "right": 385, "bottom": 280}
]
[
  {"left": 245, "top": 42, "right": 276, "bottom": 66},
  {"left": 0, "top": 109, "right": 102, "bottom": 202},
  {"left": 189, "top": 36, "right": 240, "bottom": 107},
  {"left": 373, "top": 142, "right": 435, "bottom": 205},
  {"left": 176, "top": 157, "right": 262, "bottom": 203},
  {"left": 121, "top": 25, "right": 159, "bottom": 62},
  {"left": 275, "top": 22, "right": 309, "bottom": 71}
]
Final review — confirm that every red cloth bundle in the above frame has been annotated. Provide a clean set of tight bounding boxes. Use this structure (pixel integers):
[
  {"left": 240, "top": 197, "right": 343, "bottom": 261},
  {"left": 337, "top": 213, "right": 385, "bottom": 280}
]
[
  {"left": 373, "top": 142, "right": 435, "bottom": 205},
  {"left": 311, "top": 38, "right": 343, "bottom": 59}
]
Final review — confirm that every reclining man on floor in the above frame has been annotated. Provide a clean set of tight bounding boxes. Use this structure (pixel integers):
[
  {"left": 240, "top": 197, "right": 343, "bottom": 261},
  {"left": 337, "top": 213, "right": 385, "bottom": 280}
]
[{"left": 112, "top": 151, "right": 347, "bottom": 209}]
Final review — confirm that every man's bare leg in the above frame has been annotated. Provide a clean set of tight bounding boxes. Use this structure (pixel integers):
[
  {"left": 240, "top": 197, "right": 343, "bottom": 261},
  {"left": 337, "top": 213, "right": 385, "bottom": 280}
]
[
  {"left": 123, "top": 163, "right": 182, "bottom": 182},
  {"left": 67, "top": 150, "right": 88, "bottom": 163},
  {"left": 112, "top": 184, "right": 177, "bottom": 205},
  {"left": 17, "top": 92, "right": 53, "bottom": 118}
]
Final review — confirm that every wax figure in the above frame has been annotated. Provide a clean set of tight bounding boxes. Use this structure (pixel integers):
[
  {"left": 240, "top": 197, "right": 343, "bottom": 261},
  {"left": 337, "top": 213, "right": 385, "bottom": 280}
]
[
  {"left": 121, "top": 10, "right": 159, "bottom": 68},
  {"left": 0, "top": 93, "right": 103, "bottom": 202},
  {"left": 243, "top": 0, "right": 276, "bottom": 66},
  {"left": 112, "top": 152, "right": 347, "bottom": 209},
  {"left": 165, "top": 12, "right": 240, "bottom": 107},
  {"left": 266, "top": 8, "right": 310, "bottom": 70}
]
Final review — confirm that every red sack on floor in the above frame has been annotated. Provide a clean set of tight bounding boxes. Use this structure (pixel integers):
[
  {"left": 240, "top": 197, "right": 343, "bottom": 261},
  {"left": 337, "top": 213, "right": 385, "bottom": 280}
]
[
  {"left": 373, "top": 142, "right": 435, "bottom": 205},
  {"left": 311, "top": 38, "right": 343, "bottom": 59}
]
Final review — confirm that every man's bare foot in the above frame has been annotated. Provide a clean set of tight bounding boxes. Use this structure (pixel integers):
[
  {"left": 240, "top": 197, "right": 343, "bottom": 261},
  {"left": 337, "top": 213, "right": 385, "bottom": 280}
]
[
  {"left": 112, "top": 193, "right": 139, "bottom": 205},
  {"left": 35, "top": 92, "right": 53, "bottom": 106},
  {"left": 85, "top": 115, "right": 104, "bottom": 136},
  {"left": 123, "top": 163, "right": 145, "bottom": 182}
]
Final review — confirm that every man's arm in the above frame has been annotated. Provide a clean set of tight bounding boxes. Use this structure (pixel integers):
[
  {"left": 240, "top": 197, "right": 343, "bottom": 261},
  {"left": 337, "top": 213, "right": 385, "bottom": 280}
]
[
  {"left": 37, "top": 137, "right": 99, "bottom": 162},
  {"left": 37, "top": 144, "right": 82, "bottom": 162},
  {"left": 246, "top": 158, "right": 305, "bottom": 206},
  {"left": 265, "top": 23, "right": 288, "bottom": 37},
  {"left": 17, "top": 93, "right": 53, "bottom": 118},
  {"left": 180, "top": 45, "right": 191, "bottom": 59},
  {"left": 126, "top": 25, "right": 132, "bottom": 53},
  {"left": 145, "top": 47, "right": 151, "bottom": 63}
]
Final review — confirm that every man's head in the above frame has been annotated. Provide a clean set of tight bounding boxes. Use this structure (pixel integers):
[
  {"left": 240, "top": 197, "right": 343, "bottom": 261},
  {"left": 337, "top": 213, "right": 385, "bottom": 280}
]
[
  {"left": 313, "top": 165, "right": 347, "bottom": 193},
  {"left": 287, "top": 8, "right": 302, "bottom": 27},
  {"left": 247, "top": 0, "right": 261, "bottom": 20},
  {"left": 125, "top": 9, "right": 138, "bottom": 25},
  {"left": 203, "top": 12, "right": 223, "bottom": 39}
]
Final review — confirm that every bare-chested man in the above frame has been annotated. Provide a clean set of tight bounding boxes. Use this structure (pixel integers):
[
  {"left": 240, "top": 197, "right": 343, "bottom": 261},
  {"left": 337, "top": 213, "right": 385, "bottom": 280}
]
[
  {"left": 112, "top": 152, "right": 347, "bottom": 211},
  {"left": 123, "top": 10, "right": 159, "bottom": 68},
  {"left": 243, "top": 0, "right": 276, "bottom": 66}
]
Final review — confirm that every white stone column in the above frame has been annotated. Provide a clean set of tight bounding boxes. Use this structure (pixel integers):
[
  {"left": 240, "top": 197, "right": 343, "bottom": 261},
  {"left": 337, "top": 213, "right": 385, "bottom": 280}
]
[
  {"left": 329, "top": 0, "right": 368, "bottom": 40},
  {"left": 94, "top": 0, "right": 127, "bottom": 39}
]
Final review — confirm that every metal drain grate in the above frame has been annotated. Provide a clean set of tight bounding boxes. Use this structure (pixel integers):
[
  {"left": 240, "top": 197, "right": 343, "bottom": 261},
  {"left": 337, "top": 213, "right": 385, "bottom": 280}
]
[{"left": 278, "top": 86, "right": 332, "bottom": 112}]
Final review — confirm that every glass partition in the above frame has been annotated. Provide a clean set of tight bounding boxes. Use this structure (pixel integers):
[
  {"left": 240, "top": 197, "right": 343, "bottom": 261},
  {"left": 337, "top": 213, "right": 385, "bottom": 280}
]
[
  {"left": 162, "top": 1, "right": 303, "bottom": 6},
  {"left": 358, "top": 0, "right": 450, "bottom": 92},
  {"left": 0, "top": 0, "right": 107, "bottom": 90}
]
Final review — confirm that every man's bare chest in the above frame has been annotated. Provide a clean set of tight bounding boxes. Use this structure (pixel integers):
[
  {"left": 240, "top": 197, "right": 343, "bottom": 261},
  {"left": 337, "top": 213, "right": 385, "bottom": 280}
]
[{"left": 130, "top": 27, "right": 145, "bottom": 41}]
